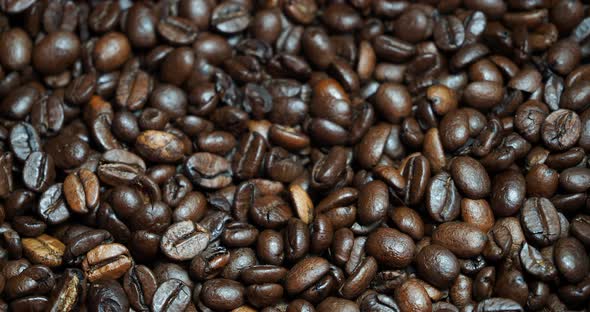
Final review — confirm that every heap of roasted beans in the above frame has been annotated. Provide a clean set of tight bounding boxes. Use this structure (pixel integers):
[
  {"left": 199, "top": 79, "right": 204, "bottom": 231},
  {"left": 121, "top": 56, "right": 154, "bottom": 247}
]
[{"left": 0, "top": 0, "right": 589, "bottom": 311}]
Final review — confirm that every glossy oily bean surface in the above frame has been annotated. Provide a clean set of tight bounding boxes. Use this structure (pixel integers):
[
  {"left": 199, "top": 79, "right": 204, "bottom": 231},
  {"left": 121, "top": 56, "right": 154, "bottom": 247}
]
[{"left": 0, "top": 1, "right": 586, "bottom": 311}]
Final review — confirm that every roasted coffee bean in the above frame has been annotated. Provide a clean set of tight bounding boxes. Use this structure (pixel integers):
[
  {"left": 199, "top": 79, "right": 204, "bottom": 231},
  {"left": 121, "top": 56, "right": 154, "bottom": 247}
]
[
  {"left": 152, "top": 279, "right": 191, "bottom": 312},
  {"left": 366, "top": 228, "right": 415, "bottom": 269},
  {"left": 12, "top": 216, "right": 45, "bottom": 237},
  {"left": 93, "top": 32, "right": 130, "bottom": 72},
  {"left": 45, "top": 134, "right": 90, "bottom": 169},
  {"left": 135, "top": 130, "right": 185, "bottom": 163},
  {"left": 160, "top": 221, "right": 210, "bottom": 261},
  {"left": 0, "top": 152, "right": 14, "bottom": 198},
  {"left": 0, "top": 2, "right": 588, "bottom": 310},
  {"left": 541, "top": 109, "right": 581, "bottom": 151},
  {"left": 123, "top": 265, "right": 157, "bottom": 311},
  {"left": 250, "top": 195, "right": 292, "bottom": 229},
  {"left": 48, "top": 268, "right": 85, "bottom": 312},
  {"left": 33, "top": 31, "right": 80, "bottom": 75},
  {"left": 211, "top": 2, "right": 251, "bottom": 34},
  {"left": 185, "top": 153, "right": 232, "bottom": 189},
  {"left": 395, "top": 279, "right": 432, "bottom": 312},
  {"left": 22, "top": 234, "right": 64, "bottom": 267},
  {"left": 416, "top": 244, "right": 460, "bottom": 288},
  {"left": 116, "top": 61, "right": 152, "bottom": 111},
  {"left": 81, "top": 243, "right": 132, "bottom": 282},
  {"left": 357, "top": 180, "right": 389, "bottom": 225},
  {"left": 158, "top": 17, "right": 197, "bottom": 45},
  {"left": 402, "top": 154, "right": 431, "bottom": 206},
  {"left": 490, "top": 170, "right": 525, "bottom": 217},
  {"left": 451, "top": 156, "right": 491, "bottom": 199},
  {"left": 519, "top": 243, "right": 557, "bottom": 281},
  {"left": 425, "top": 171, "right": 461, "bottom": 222},
  {"left": 5, "top": 265, "right": 54, "bottom": 299},
  {"left": 31, "top": 94, "right": 64, "bottom": 136},
  {"left": 10, "top": 122, "right": 41, "bottom": 162},
  {"left": 22, "top": 152, "right": 55, "bottom": 193},
  {"left": 285, "top": 257, "right": 330, "bottom": 295},
  {"left": 63, "top": 229, "right": 113, "bottom": 265},
  {"left": 87, "top": 280, "right": 129, "bottom": 312},
  {"left": 63, "top": 169, "right": 99, "bottom": 214},
  {"left": 554, "top": 237, "right": 589, "bottom": 284},
  {"left": 433, "top": 222, "right": 487, "bottom": 258},
  {"left": 520, "top": 197, "right": 560, "bottom": 247},
  {"left": 38, "top": 183, "right": 70, "bottom": 225}
]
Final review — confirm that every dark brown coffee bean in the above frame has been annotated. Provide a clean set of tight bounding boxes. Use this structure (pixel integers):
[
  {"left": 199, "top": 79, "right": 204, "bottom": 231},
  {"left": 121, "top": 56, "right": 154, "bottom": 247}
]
[
  {"left": 519, "top": 243, "right": 557, "bottom": 281},
  {"left": 152, "top": 279, "right": 191, "bottom": 312},
  {"left": 285, "top": 257, "right": 329, "bottom": 295},
  {"left": 10, "top": 122, "right": 41, "bottom": 162},
  {"left": 88, "top": 1, "right": 120, "bottom": 33},
  {"left": 5, "top": 264, "right": 54, "bottom": 299},
  {"left": 559, "top": 167, "right": 590, "bottom": 193},
  {"left": 251, "top": 195, "right": 292, "bottom": 229},
  {"left": 233, "top": 132, "right": 267, "bottom": 180},
  {"left": 160, "top": 221, "right": 210, "bottom": 261},
  {"left": 184, "top": 152, "right": 232, "bottom": 189},
  {"left": 373, "top": 35, "right": 416, "bottom": 63},
  {"left": 520, "top": 197, "right": 561, "bottom": 247},
  {"left": 357, "top": 180, "right": 389, "bottom": 225},
  {"left": 284, "top": 0, "right": 317, "bottom": 25},
  {"left": 571, "top": 215, "right": 590, "bottom": 246},
  {"left": 125, "top": 4, "right": 157, "bottom": 48},
  {"left": 0, "top": 27, "right": 32, "bottom": 71},
  {"left": 395, "top": 279, "right": 432, "bottom": 312},
  {"left": 257, "top": 229, "right": 284, "bottom": 265},
  {"left": 22, "top": 152, "right": 55, "bottom": 193},
  {"left": 402, "top": 154, "right": 431, "bottom": 206},
  {"left": 123, "top": 265, "right": 157, "bottom": 312},
  {"left": 48, "top": 268, "right": 85, "bottom": 312},
  {"left": 45, "top": 133, "right": 89, "bottom": 169},
  {"left": 451, "top": 156, "right": 491, "bottom": 199},
  {"left": 374, "top": 83, "right": 412, "bottom": 123},
  {"left": 433, "top": 222, "right": 487, "bottom": 258},
  {"left": 38, "top": 183, "right": 70, "bottom": 225},
  {"left": 554, "top": 237, "right": 589, "bottom": 284},
  {"left": 340, "top": 256, "right": 378, "bottom": 300},
  {"left": 561, "top": 80, "right": 590, "bottom": 112},
  {"left": 0, "top": 153, "right": 14, "bottom": 198},
  {"left": 366, "top": 228, "right": 415, "bottom": 269},
  {"left": 541, "top": 109, "right": 581, "bottom": 151},
  {"left": 416, "top": 244, "right": 460, "bottom": 288},
  {"left": 200, "top": 278, "right": 245, "bottom": 311},
  {"left": 211, "top": 1, "right": 251, "bottom": 34},
  {"left": 490, "top": 170, "right": 526, "bottom": 217},
  {"left": 116, "top": 61, "right": 152, "bottom": 111},
  {"left": 425, "top": 171, "right": 461, "bottom": 222},
  {"left": 158, "top": 16, "right": 197, "bottom": 45},
  {"left": 33, "top": 32, "right": 80, "bottom": 75},
  {"left": 434, "top": 15, "right": 465, "bottom": 51},
  {"left": 93, "top": 32, "right": 131, "bottom": 72}
]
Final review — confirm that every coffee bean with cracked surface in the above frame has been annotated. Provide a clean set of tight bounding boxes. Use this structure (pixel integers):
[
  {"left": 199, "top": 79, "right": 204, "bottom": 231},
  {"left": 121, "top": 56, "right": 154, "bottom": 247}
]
[
  {"left": 22, "top": 234, "right": 64, "bottom": 267},
  {"left": 135, "top": 130, "right": 185, "bottom": 163},
  {"left": 541, "top": 109, "right": 581, "bottom": 151}
]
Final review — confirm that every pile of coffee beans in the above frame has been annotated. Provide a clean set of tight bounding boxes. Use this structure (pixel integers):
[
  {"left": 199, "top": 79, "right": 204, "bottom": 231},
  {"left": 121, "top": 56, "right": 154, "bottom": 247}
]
[{"left": 0, "top": 0, "right": 590, "bottom": 311}]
